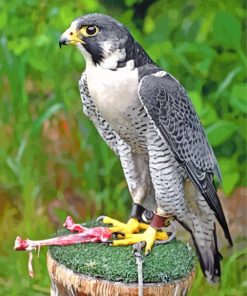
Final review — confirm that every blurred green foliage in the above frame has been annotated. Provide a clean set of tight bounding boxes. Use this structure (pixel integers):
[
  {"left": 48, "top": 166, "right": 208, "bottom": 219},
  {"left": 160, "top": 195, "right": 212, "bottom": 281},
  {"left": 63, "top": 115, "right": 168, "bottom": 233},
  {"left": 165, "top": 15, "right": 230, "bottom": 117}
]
[{"left": 0, "top": 0, "right": 246, "bottom": 295}]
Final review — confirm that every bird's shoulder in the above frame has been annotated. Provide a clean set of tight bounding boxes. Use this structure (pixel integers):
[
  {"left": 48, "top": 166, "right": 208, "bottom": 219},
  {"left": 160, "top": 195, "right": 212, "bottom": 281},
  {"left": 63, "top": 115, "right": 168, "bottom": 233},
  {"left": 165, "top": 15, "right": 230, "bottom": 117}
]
[
  {"left": 138, "top": 66, "right": 193, "bottom": 119},
  {"left": 137, "top": 65, "right": 187, "bottom": 102},
  {"left": 137, "top": 63, "right": 161, "bottom": 81},
  {"left": 137, "top": 67, "right": 220, "bottom": 178}
]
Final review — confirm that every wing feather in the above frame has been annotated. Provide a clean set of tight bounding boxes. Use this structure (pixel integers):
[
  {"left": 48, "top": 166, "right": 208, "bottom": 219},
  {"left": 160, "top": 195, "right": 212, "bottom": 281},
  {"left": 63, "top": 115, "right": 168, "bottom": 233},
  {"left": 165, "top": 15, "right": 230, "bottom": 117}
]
[{"left": 138, "top": 72, "right": 232, "bottom": 245}]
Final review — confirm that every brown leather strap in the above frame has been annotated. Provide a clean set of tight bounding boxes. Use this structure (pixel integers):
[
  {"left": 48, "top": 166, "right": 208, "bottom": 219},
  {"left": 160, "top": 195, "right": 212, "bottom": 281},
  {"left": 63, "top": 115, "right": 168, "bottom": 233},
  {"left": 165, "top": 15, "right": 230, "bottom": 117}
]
[{"left": 151, "top": 213, "right": 172, "bottom": 229}]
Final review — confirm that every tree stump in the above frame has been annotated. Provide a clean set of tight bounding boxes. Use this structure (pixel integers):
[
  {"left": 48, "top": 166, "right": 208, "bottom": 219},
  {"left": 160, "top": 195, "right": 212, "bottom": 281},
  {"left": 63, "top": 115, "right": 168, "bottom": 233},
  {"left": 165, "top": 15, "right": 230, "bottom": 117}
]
[{"left": 47, "top": 231, "right": 196, "bottom": 296}]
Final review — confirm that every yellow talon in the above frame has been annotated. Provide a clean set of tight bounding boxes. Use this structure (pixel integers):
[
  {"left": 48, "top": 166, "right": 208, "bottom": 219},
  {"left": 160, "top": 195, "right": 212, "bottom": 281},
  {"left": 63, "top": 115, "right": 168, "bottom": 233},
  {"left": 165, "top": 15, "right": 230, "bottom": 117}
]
[
  {"left": 102, "top": 216, "right": 126, "bottom": 227},
  {"left": 155, "top": 230, "right": 169, "bottom": 240},
  {"left": 101, "top": 216, "right": 169, "bottom": 253},
  {"left": 138, "top": 222, "right": 149, "bottom": 231},
  {"left": 102, "top": 217, "right": 145, "bottom": 235},
  {"left": 112, "top": 226, "right": 167, "bottom": 254}
]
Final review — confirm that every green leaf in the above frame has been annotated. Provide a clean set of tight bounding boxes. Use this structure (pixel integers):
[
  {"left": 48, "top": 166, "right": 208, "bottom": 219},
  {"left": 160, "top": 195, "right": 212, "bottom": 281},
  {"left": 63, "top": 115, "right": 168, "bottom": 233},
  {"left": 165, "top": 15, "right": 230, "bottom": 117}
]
[
  {"left": 144, "top": 16, "right": 155, "bottom": 34},
  {"left": 125, "top": 0, "right": 140, "bottom": 7},
  {"left": 213, "top": 12, "right": 241, "bottom": 48},
  {"left": 214, "top": 66, "right": 242, "bottom": 101},
  {"left": 189, "top": 91, "right": 203, "bottom": 116},
  {"left": 222, "top": 172, "right": 240, "bottom": 195},
  {"left": 31, "top": 103, "right": 63, "bottom": 134},
  {"left": 8, "top": 38, "right": 30, "bottom": 56},
  {"left": 218, "top": 157, "right": 240, "bottom": 195},
  {"left": 0, "top": 7, "right": 7, "bottom": 30},
  {"left": 206, "top": 120, "right": 238, "bottom": 146},
  {"left": 230, "top": 83, "right": 247, "bottom": 113},
  {"left": 201, "top": 104, "right": 218, "bottom": 126},
  {"left": 29, "top": 54, "right": 48, "bottom": 72}
]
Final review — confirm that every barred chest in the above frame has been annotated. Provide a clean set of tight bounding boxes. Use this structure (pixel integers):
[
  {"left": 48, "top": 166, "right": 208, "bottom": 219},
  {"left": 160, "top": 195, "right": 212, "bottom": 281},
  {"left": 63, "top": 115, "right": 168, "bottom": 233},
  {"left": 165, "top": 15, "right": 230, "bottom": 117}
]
[{"left": 85, "top": 61, "right": 151, "bottom": 153}]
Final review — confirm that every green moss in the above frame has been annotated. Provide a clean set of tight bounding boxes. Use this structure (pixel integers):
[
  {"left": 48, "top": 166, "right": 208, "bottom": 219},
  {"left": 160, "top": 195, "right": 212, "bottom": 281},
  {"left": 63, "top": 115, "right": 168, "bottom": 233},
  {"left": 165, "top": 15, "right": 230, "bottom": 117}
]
[{"left": 49, "top": 227, "right": 197, "bottom": 283}]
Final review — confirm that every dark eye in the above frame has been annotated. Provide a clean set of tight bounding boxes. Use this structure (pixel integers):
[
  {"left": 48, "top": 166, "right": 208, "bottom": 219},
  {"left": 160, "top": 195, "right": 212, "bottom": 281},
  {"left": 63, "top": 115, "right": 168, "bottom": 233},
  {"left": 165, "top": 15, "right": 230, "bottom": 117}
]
[
  {"left": 86, "top": 26, "right": 97, "bottom": 36},
  {"left": 80, "top": 25, "right": 99, "bottom": 37}
]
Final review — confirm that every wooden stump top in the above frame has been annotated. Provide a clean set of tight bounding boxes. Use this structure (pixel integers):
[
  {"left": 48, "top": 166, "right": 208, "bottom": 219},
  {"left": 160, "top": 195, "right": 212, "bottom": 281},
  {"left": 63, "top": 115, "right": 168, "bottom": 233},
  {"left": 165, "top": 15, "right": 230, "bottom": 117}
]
[
  {"left": 47, "top": 230, "right": 196, "bottom": 295},
  {"left": 47, "top": 252, "right": 195, "bottom": 296}
]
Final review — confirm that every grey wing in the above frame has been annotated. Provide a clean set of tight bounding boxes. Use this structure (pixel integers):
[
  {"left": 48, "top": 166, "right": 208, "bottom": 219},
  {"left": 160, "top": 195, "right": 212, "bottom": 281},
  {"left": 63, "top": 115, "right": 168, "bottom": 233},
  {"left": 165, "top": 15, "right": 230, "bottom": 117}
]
[
  {"left": 79, "top": 72, "right": 119, "bottom": 155},
  {"left": 138, "top": 72, "right": 232, "bottom": 245}
]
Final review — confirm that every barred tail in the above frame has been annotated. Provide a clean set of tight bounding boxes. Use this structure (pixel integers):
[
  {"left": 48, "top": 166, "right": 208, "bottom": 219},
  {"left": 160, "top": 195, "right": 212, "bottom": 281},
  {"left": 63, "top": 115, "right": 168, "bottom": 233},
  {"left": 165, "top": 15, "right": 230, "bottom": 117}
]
[
  {"left": 179, "top": 215, "right": 222, "bottom": 283},
  {"left": 191, "top": 222, "right": 222, "bottom": 283}
]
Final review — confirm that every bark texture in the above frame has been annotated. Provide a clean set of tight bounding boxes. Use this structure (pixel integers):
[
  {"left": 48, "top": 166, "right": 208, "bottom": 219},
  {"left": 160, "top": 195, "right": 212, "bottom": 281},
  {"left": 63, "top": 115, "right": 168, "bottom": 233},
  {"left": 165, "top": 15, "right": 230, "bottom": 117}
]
[{"left": 47, "top": 252, "right": 195, "bottom": 296}]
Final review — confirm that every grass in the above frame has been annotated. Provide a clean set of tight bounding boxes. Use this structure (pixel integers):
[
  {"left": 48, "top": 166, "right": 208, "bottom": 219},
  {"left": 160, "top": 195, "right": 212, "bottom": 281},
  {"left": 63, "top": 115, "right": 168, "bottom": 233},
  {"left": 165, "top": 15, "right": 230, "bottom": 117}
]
[{"left": 49, "top": 228, "right": 197, "bottom": 283}]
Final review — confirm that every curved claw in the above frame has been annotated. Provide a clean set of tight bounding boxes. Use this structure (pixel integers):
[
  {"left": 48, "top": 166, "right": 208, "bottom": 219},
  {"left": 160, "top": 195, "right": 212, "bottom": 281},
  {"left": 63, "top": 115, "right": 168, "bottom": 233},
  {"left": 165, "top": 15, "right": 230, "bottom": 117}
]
[
  {"left": 153, "top": 220, "right": 176, "bottom": 245},
  {"left": 96, "top": 215, "right": 106, "bottom": 223},
  {"left": 112, "top": 226, "right": 166, "bottom": 254},
  {"left": 111, "top": 231, "right": 126, "bottom": 239},
  {"left": 154, "top": 232, "right": 176, "bottom": 245},
  {"left": 112, "top": 223, "right": 177, "bottom": 254}
]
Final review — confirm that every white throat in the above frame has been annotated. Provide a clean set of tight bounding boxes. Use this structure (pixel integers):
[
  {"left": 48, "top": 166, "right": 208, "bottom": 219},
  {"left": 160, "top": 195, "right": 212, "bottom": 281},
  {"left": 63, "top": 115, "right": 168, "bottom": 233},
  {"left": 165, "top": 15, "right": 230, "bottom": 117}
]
[{"left": 85, "top": 59, "right": 138, "bottom": 126}]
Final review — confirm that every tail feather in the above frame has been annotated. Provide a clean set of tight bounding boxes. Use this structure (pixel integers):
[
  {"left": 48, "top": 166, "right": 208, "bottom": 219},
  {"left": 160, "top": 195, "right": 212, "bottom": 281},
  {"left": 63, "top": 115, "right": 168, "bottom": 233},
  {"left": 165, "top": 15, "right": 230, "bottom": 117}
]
[
  {"left": 179, "top": 218, "right": 221, "bottom": 283},
  {"left": 187, "top": 168, "right": 233, "bottom": 247},
  {"left": 203, "top": 175, "right": 233, "bottom": 246},
  {"left": 181, "top": 179, "right": 232, "bottom": 283},
  {"left": 191, "top": 223, "right": 221, "bottom": 283}
]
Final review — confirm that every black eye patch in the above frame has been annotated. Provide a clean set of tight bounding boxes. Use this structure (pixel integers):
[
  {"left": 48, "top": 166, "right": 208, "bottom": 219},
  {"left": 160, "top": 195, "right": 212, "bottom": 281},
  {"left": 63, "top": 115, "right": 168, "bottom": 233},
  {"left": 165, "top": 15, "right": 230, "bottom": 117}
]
[{"left": 83, "top": 40, "right": 104, "bottom": 65}]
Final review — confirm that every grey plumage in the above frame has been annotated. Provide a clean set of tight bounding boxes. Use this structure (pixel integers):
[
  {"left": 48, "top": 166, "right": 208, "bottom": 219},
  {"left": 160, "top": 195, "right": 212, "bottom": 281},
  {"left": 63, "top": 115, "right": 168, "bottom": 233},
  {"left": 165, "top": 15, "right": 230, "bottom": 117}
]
[
  {"left": 60, "top": 13, "right": 232, "bottom": 283},
  {"left": 138, "top": 68, "right": 232, "bottom": 244}
]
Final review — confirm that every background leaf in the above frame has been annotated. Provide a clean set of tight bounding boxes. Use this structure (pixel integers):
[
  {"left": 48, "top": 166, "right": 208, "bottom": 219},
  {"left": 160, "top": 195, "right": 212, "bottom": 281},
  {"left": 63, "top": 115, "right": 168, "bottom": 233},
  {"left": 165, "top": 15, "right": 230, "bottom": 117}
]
[
  {"left": 206, "top": 120, "right": 238, "bottom": 147},
  {"left": 213, "top": 11, "right": 241, "bottom": 49},
  {"left": 230, "top": 83, "right": 247, "bottom": 113}
]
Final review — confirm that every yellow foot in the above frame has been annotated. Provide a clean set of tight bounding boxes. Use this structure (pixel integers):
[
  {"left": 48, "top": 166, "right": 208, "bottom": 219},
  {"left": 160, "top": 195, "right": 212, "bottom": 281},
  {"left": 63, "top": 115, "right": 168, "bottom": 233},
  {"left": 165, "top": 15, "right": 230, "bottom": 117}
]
[
  {"left": 101, "top": 216, "right": 149, "bottom": 235},
  {"left": 112, "top": 226, "right": 169, "bottom": 254}
]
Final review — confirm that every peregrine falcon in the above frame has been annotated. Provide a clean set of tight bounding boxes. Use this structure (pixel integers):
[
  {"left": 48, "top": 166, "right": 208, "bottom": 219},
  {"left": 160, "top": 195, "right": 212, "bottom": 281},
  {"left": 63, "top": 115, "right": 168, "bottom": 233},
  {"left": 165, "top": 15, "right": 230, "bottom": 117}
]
[{"left": 59, "top": 13, "right": 232, "bottom": 283}]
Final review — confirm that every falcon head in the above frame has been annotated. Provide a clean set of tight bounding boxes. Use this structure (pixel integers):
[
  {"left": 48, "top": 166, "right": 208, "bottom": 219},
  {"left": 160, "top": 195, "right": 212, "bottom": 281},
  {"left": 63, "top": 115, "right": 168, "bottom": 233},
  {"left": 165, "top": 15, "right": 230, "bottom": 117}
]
[{"left": 59, "top": 13, "right": 133, "bottom": 69}]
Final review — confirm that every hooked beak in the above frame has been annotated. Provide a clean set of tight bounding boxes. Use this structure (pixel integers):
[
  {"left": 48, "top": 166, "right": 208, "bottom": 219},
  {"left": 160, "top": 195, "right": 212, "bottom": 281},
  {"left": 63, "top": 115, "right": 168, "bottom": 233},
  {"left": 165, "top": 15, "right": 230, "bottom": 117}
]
[{"left": 59, "top": 27, "right": 85, "bottom": 48}]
